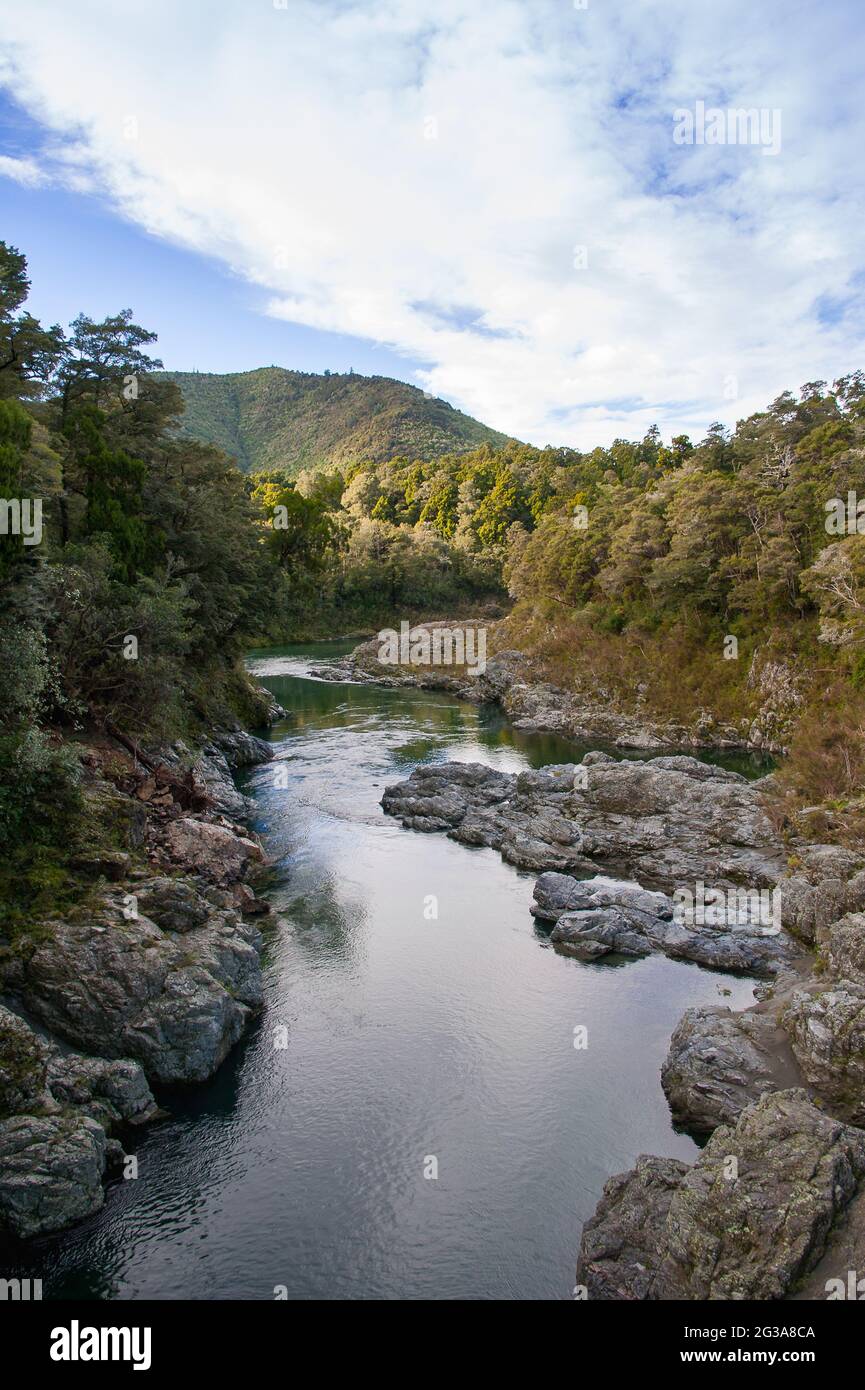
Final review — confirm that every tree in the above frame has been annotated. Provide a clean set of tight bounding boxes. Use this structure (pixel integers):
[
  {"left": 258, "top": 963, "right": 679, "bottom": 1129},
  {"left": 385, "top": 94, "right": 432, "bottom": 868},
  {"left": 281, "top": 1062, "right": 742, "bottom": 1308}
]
[
  {"left": 0, "top": 242, "right": 63, "bottom": 398},
  {"left": 56, "top": 309, "right": 162, "bottom": 422}
]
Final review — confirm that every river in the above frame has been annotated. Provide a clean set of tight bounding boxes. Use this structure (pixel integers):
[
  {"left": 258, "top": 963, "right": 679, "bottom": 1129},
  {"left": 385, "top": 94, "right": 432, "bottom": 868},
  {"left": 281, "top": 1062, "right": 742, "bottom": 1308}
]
[{"left": 19, "top": 641, "right": 757, "bottom": 1300}]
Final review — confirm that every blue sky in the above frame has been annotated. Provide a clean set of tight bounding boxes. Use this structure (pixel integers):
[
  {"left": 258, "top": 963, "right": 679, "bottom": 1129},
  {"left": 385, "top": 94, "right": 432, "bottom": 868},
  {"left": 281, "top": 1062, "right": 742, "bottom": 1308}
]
[
  {"left": 1, "top": 0, "right": 863, "bottom": 447},
  {"left": 0, "top": 94, "right": 422, "bottom": 383}
]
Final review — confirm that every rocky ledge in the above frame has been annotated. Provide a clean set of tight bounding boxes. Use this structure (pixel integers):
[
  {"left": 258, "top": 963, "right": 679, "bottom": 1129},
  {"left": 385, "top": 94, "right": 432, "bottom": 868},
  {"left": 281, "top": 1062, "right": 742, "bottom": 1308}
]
[
  {"left": 316, "top": 636, "right": 793, "bottom": 754},
  {"left": 577, "top": 1089, "right": 865, "bottom": 1300},
  {"left": 381, "top": 752, "right": 785, "bottom": 891},
  {"left": 0, "top": 719, "right": 276, "bottom": 1241}
]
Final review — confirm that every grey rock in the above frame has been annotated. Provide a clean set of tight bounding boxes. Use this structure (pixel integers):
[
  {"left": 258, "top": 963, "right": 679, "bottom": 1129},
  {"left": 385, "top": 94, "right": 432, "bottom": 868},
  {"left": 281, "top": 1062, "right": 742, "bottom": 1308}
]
[
  {"left": 164, "top": 818, "right": 263, "bottom": 886},
  {"left": 784, "top": 985, "right": 865, "bottom": 1126},
  {"left": 134, "top": 876, "right": 212, "bottom": 933},
  {"left": 0, "top": 1112, "right": 107, "bottom": 1239},
  {"left": 194, "top": 748, "right": 251, "bottom": 818},
  {"left": 46, "top": 1051, "right": 158, "bottom": 1128},
  {"left": 779, "top": 912, "right": 865, "bottom": 1125},
  {"left": 658, "top": 1090, "right": 865, "bottom": 1300},
  {"left": 532, "top": 872, "right": 795, "bottom": 975},
  {"left": 8, "top": 897, "right": 263, "bottom": 1086},
  {"left": 577, "top": 1090, "right": 865, "bottom": 1301},
  {"left": 211, "top": 731, "right": 274, "bottom": 769},
  {"left": 661, "top": 1005, "right": 800, "bottom": 1135},
  {"left": 779, "top": 852, "right": 865, "bottom": 946},
  {"left": 0, "top": 1004, "right": 49, "bottom": 1115},
  {"left": 576, "top": 1155, "right": 689, "bottom": 1300},
  {"left": 382, "top": 754, "right": 786, "bottom": 894}
]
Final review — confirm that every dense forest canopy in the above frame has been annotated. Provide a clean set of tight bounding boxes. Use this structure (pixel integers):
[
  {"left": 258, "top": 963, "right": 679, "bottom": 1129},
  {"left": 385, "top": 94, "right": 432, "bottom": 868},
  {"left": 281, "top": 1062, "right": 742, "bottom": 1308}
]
[{"left": 159, "top": 366, "right": 512, "bottom": 473}]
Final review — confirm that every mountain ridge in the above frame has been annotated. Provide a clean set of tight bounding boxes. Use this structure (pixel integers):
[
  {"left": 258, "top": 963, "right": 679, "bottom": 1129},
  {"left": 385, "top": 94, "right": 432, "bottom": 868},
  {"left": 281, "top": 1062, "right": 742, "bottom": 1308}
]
[{"left": 158, "top": 365, "right": 514, "bottom": 474}]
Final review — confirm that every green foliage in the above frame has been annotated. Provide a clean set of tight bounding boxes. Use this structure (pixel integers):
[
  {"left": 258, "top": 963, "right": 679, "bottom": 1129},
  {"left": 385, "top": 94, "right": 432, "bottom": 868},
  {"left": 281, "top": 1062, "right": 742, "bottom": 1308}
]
[{"left": 159, "top": 366, "right": 512, "bottom": 474}]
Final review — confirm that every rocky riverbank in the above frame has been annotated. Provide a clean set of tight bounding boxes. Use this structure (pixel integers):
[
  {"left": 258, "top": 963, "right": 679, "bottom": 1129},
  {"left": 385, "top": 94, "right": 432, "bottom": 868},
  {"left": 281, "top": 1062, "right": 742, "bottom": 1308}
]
[
  {"left": 0, "top": 695, "right": 283, "bottom": 1241},
  {"left": 380, "top": 748, "right": 865, "bottom": 1299},
  {"left": 313, "top": 629, "right": 788, "bottom": 753}
]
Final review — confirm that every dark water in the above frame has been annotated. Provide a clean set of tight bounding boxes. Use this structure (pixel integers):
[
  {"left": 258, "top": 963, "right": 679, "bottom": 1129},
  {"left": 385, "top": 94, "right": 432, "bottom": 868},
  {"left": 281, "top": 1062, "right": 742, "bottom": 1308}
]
[{"left": 10, "top": 641, "right": 757, "bottom": 1301}]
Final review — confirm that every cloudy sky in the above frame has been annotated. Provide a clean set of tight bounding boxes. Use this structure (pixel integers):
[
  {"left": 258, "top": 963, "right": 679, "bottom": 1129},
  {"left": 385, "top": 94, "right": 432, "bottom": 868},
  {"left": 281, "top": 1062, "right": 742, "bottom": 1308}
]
[{"left": 0, "top": 0, "right": 863, "bottom": 447}]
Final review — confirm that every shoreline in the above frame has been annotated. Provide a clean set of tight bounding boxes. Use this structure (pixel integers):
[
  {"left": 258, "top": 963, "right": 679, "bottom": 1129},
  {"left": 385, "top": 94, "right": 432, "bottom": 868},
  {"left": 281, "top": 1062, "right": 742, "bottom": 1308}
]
[
  {"left": 309, "top": 626, "right": 785, "bottom": 757},
  {"left": 0, "top": 686, "right": 284, "bottom": 1242},
  {"left": 340, "top": 630, "right": 865, "bottom": 1301}
]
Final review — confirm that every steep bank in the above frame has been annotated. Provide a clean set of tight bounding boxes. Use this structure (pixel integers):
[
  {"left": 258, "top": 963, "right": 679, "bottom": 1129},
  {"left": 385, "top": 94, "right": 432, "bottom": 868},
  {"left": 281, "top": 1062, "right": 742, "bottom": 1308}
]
[
  {"left": 313, "top": 628, "right": 786, "bottom": 754},
  {"left": 0, "top": 697, "right": 282, "bottom": 1241}
]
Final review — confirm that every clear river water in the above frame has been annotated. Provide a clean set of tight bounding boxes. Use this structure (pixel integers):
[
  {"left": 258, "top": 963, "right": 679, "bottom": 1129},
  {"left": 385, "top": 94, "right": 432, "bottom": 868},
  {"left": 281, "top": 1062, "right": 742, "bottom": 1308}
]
[{"left": 15, "top": 641, "right": 760, "bottom": 1300}]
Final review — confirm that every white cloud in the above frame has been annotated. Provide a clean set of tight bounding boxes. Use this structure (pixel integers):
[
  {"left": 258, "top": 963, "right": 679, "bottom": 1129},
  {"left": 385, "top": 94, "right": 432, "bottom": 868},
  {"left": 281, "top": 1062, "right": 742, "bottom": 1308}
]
[
  {"left": 0, "top": 153, "right": 48, "bottom": 187},
  {"left": 1, "top": 0, "right": 863, "bottom": 446}
]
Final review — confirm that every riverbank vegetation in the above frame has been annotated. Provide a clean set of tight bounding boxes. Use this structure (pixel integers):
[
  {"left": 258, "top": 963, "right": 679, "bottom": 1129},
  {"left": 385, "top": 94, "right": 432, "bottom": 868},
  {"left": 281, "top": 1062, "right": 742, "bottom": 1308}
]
[{"left": 4, "top": 233, "right": 865, "bottom": 934}]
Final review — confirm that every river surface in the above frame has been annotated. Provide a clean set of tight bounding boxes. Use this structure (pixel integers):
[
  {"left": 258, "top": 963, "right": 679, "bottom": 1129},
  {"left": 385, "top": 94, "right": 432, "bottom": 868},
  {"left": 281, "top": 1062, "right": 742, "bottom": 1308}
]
[{"left": 17, "top": 641, "right": 759, "bottom": 1300}]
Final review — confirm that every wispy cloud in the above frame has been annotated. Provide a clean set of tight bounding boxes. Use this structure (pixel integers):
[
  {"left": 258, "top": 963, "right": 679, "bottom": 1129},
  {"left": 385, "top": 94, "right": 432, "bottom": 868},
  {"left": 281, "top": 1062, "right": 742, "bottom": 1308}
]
[
  {"left": 0, "top": 152, "right": 48, "bottom": 187},
  {"left": 1, "top": 0, "right": 863, "bottom": 445}
]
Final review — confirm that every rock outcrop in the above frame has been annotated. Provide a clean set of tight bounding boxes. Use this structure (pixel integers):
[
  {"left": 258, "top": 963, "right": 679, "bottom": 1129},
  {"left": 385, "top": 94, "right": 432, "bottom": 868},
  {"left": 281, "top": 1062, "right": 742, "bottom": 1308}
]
[
  {"left": 577, "top": 1090, "right": 865, "bottom": 1300},
  {"left": 0, "top": 720, "right": 273, "bottom": 1239},
  {"left": 382, "top": 754, "right": 785, "bottom": 894},
  {"left": 0, "top": 1002, "right": 157, "bottom": 1239},
  {"left": 661, "top": 1003, "right": 800, "bottom": 1134},
  {"left": 532, "top": 871, "right": 795, "bottom": 975},
  {"left": 3, "top": 893, "right": 263, "bottom": 1087}
]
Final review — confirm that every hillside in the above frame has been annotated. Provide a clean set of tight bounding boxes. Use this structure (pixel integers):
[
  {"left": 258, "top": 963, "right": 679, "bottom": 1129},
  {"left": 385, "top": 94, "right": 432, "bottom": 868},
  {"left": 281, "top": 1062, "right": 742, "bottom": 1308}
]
[{"left": 159, "top": 366, "right": 513, "bottom": 473}]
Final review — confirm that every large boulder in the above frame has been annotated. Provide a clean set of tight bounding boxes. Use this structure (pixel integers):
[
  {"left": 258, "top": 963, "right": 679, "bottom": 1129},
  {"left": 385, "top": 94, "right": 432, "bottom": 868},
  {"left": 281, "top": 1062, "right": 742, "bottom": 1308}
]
[
  {"left": 133, "top": 876, "right": 212, "bottom": 933},
  {"left": 575, "top": 1155, "right": 688, "bottom": 1300},
  {"left": 783, "top": 985, "right": 865, "bottom": 1125},
  {"left": 193, "top": 748, "right": 251, "bottom": 819},
  {"left": 164, "top": 818, "right": 263, "bottom": 886},
  {"left": 0, "top": 1112, "right": 107, "bottom": 1239},
  {"left": 382, "top": 753, "right": 785, "bottom": 893},
  {"left": 210, "top": 731, "right": 274, "bottom": 769},
  {"left": 779, "top": 846, "right": 865, "bottom": 946},
  {"left": 779, "top": 912, "right": 865, "bottom": 1125},
  {"left": 6, "top": 896, "right": 263, "bottom": 1086},
  {"left": 576, "top": 1090, "right": 865, "bottom": 1300},
  {"left": 661, "top": 1004, "right": 800, "bottom": 1135}
]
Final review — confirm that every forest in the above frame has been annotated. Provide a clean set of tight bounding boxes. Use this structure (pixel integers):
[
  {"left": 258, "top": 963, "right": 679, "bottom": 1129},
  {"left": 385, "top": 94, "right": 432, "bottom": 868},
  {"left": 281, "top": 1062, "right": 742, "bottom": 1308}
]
[{"left": 3, "top": 235, "right": 865, "bottom": 936}]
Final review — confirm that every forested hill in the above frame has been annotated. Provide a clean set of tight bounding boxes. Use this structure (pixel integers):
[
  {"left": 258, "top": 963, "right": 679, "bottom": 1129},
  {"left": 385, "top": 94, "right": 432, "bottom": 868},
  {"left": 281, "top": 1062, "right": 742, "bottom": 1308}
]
[{"left": 158, "top": 366, "right": 513, "bottom": 473}]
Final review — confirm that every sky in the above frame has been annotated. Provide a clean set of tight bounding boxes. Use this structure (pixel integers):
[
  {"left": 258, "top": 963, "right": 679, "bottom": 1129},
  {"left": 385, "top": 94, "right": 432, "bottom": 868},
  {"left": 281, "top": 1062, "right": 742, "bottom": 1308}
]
[{"left": 0, "top": 0, "right": 863, "bottom": 449}]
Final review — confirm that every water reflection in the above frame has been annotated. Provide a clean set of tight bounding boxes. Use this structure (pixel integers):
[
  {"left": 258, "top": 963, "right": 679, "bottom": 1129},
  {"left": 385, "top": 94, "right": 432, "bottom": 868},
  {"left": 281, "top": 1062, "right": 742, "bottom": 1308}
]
[{"left": 3, "top": 641, "right": 758, "bottom": 1301}]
